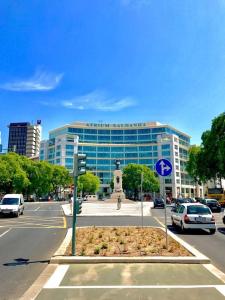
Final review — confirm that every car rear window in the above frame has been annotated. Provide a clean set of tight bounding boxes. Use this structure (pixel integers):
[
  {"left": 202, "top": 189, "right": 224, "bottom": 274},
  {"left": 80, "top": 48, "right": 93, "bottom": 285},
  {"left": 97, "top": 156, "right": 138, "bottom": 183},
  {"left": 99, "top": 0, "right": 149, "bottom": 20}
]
[
  {"left": 206, "top": 200, "right": 217, "bottom": 204},
  {"left": 187, "top": 206, "right": 211, "bottom": 215}
]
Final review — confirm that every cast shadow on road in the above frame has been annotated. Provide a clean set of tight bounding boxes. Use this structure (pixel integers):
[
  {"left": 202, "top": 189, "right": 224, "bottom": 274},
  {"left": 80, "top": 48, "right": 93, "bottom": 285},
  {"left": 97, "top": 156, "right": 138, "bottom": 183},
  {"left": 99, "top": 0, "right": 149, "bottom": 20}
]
[
  {"left": 217, "top": 227, "right": 225, "bottom": 235},
  {"left": 167, "top": 225, "right": 211, "bottom": 236},
  {"left": 3, "top": 258, "right": 49, "bottom": 267}
]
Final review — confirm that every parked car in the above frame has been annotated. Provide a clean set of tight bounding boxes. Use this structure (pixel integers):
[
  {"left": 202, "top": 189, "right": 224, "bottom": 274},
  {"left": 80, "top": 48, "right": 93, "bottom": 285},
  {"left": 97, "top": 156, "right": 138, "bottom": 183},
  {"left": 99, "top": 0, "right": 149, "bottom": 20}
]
[
  {"left": 201, "top": 198, "right": 221, "bottom": 213},
  {"left": 171, "top": 203, "right": 216, "bottom": 234},
  {"left": 153, "top": 198, "right": 165, "bottom": 208},
  {"left": 223, "top": 210, "right": 225, "bottom": 225},
  {"left": 0, "top": 194, "right": 24, "bottom": 217},
  {"left": 174, "top": 198, "right": 190, "bottom": 207}
]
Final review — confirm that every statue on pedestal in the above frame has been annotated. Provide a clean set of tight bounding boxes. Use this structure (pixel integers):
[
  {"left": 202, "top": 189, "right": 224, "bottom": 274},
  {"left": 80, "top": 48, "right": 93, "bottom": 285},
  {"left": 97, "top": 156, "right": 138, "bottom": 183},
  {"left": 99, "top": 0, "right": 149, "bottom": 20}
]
[{"left": 111, "top": 159, "right": 125, "bottom": 201}]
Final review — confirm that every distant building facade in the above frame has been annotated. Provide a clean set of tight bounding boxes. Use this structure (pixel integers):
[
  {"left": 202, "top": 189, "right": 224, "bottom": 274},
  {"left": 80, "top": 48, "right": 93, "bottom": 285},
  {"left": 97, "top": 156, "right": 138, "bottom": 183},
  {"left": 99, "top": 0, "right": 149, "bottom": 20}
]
[
  {"left": 8, "top": 121, "right": 41, "bottom": 157},
  {"left": 41, "top": 121, "right": 202, "bottom": 198}
]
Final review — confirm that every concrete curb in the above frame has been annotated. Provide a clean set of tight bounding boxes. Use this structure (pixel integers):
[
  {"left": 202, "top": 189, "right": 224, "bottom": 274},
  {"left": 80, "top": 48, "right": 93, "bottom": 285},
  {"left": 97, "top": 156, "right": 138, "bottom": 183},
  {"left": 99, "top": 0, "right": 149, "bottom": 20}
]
[
  {"left": 61, "top": 203, "right": 72, "bottom": 216},
  {"left": 53, "top": 228, "right": 72, "bottom": 256},
  {"left": 50, "top": 226, "right": 210, "bottom": 264},
  {"left": 161, "top": 226, "right": 210, "bottom": 262}
]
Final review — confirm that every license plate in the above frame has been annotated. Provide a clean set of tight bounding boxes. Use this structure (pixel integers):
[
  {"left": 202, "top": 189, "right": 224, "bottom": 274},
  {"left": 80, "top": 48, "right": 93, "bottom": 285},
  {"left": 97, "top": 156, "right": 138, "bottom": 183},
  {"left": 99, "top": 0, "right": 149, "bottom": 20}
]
[
  {"left": 195, "top": 216, "right": 206, "bottom": 223},
  {"left": 3, "top": 210, "right": 10, "bottom": 214}
]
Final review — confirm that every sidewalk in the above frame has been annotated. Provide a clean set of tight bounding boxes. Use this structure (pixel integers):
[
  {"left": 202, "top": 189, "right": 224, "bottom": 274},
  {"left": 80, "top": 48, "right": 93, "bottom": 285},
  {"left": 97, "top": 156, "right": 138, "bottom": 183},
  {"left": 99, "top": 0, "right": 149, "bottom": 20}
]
[
  {"left": 36, "top": 263, "right": 225, "bottom": 300},
  {"left": 62, "top": 201, "right": 153, "bottom": 217}
]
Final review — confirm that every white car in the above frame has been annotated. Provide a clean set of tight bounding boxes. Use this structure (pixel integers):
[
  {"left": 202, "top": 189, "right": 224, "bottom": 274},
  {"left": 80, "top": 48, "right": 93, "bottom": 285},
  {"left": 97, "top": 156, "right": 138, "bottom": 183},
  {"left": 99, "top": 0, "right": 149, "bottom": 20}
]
[
  {"left": 171, "top": 203, "right": 216, "bottom": 234},
  {"left": 0, "top": 194, "right": 24, "bottom": 217}
]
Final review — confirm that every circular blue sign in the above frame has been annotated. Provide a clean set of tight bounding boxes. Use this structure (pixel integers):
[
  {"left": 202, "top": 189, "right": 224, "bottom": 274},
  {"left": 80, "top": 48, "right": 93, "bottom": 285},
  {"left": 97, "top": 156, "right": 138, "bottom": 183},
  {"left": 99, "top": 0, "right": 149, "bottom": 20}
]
[{"left": 155, "top": 159, "right": 172, "bottom": 177}]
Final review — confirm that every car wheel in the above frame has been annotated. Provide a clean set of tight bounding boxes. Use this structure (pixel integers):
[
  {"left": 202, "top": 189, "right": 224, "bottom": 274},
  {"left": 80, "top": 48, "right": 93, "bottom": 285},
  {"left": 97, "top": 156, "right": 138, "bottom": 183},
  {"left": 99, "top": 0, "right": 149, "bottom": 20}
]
[
  {"left": 171, "top": 217, "right": 176, "bottom": 227},
  {"left": 209, "top": 229, "right": 216, "bottom": 234}
]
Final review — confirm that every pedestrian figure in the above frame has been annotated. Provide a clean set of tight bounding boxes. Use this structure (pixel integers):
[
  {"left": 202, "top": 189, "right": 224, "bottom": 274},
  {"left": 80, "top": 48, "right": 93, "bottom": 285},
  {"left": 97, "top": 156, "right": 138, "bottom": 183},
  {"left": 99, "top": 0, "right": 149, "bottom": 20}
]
[{"left": 117, "top": 195, "right": 122, "bottom": 210}]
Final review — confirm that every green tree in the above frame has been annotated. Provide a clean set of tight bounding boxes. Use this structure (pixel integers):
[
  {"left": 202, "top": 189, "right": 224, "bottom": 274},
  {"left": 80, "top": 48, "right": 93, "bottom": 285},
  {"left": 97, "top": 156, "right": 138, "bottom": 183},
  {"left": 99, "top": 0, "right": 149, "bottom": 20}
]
[
  {"left": 186, "top": 145, "right": 202, "bottom": 184},
  {"left": 0, "top": 153, "right": 30, "bottom": 193},
  {"left": 78, "top": 172, "right": 100, "bottom": 195},
  {"left": 122, "top": 164, "right": 159, "bottom": 199},
  {"left": 209, "top": 112, "right": 225, "bottom": 179},
  {"left": 51, "top": 165, "right": 72, "bottom": 199}
]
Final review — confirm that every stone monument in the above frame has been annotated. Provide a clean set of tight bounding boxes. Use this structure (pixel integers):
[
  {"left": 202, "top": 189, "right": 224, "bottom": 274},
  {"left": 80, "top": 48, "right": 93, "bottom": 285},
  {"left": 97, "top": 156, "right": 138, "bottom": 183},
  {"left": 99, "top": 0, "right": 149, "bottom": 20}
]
[{"left": 111, "top": 159, "right": 126, "bottom": 200}]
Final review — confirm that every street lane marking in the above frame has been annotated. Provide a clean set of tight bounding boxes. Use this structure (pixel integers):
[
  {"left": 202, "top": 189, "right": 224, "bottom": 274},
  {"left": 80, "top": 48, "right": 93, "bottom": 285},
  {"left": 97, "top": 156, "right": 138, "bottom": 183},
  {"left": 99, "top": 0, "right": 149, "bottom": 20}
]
[
  {"left": 63, "top": 216, "right": 67, "bottom": 229},
  {"left": 0, "top": 228, "right": 11, "bottom": 238},
  {"left": 34, "top": 206, "right": 40, "bottom": 211},
  {"left": 44, "top": 285, "right": 225, "bottom": 289},
  {"left": 0, "top": 226, "right": 65, "bottom": 229},
  {"left": 44, "top": 265, "right": 69, "bottom": 288},
  {"left": 203, "top": 264, "right": 225, "bottom": 283},
  {"left": 154, "top": 217, "right": 165, "bottom": 228},
  {"left": 25, "top": 209, "right": 62, "bottom": 212},
  {"left": 216, "top": 286, "right": 225, "bottom": 296}
]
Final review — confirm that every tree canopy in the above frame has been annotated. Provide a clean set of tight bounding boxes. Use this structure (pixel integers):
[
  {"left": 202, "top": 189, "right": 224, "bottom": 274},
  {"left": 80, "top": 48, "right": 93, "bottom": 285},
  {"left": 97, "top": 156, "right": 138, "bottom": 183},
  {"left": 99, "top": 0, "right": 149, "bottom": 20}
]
[
  {"left": 78, "top": 171, "right": 100, "bottom": 195},
  {"left": 186, "top": 112, "right": 225, "bottom": 185},
  {"left": 122, "top": 164, "right": 159, "bottom": 199},
  {"left": 0, "top": 153, "right": 72, "bottom": 197}
]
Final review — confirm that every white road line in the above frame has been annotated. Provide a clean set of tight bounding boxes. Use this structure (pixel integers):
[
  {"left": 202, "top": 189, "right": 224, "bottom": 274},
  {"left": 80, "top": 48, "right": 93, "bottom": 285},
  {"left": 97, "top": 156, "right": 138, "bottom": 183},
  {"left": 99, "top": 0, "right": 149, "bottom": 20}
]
[
  {"left": 216, "top": 286, "right": 225, "bottom": 296},
  {"left": 203, "top": 264, "right": 225, "bottom": 283},
  {"left": 44, "top": 265, "right": 69, "bottom": 288},
  {"left": 44, "top": 285, "right": 225, "bottom": 289},
  {"left": 34, "top": 207, "right": 40, "bottom": 211},
  {"left": 0, "top": 228, "right": 11, "bottom": 238}
]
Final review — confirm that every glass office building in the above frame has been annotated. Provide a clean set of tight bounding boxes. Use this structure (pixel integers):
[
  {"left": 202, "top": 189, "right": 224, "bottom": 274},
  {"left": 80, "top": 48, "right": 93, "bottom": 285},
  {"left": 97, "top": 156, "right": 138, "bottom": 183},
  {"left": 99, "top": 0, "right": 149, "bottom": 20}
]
[{"left": 41, "top": 121, "right": 202, "bottom": 198}]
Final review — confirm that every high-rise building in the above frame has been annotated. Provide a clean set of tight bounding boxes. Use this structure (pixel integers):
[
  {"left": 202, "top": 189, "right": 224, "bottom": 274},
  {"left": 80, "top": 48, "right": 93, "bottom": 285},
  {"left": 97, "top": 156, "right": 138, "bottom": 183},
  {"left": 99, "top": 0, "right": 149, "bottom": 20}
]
[
  {"left": 41, "top": 121, "right": 202, "bottom": 198},
  {"left": 8, "top": 121, "right": 41, "bottom": 157}
]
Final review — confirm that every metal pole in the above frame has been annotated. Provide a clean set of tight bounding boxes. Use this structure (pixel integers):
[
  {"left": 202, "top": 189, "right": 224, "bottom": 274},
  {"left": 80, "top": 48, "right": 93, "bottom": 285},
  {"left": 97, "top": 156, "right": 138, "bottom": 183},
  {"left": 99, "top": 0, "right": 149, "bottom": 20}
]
[
  {"left": 141, "top": 172, "right": 144, "bottom": 227},
  {"left": 72, "top": 174, "right": 78, "bottom": 256},
  {"left": 163, "top": 178, "right": 168, "bottom": 249}
]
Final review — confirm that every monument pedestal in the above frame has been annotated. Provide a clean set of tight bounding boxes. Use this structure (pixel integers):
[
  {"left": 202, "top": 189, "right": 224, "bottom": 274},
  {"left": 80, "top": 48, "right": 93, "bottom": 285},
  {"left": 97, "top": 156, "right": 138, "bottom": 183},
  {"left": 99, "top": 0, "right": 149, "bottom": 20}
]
[{"left": 110, "top": 169, "right": 126, "bottom": 201}]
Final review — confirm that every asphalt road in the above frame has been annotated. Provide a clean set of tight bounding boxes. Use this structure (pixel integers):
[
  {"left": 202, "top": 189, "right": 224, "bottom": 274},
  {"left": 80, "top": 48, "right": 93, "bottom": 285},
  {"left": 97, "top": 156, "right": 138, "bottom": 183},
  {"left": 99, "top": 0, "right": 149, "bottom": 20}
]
[
  {"left": 67, "top": 215, "right": 160, "bottom": 228},
  {"left": 151, "top": 206, "right": 225, "bottom": 273},
  {"left": 0, "top": 202, "right": 67, "bottom": 300}
]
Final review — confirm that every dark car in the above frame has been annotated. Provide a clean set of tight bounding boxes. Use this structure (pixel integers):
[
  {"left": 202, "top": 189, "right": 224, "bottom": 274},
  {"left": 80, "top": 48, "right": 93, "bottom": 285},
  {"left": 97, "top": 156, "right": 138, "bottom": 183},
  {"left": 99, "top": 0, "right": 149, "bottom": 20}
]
[
  {"left": 175, "top": 198, "right": 190, "bottom": 207},
  {"left": 202, "top": 198, "right": 221, "bottom": 213},
  {"left": 153, "top": 198, "right": 165, "bottom": 208}
]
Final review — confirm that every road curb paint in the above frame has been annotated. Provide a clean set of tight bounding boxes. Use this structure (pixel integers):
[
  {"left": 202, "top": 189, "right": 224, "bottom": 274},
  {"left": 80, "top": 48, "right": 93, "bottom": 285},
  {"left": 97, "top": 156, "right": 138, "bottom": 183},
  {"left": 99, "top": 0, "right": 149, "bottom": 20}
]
[{"left": 52, "top": 228, "right": 72, "bottom": 257}]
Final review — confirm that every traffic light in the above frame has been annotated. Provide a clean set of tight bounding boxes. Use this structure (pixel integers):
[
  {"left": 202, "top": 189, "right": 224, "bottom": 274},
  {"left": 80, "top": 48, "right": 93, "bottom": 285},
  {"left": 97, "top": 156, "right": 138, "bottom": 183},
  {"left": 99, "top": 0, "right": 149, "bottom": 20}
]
[
  {"left": 74, "top": 153, "right": 86, "bottom": 177},
  {"left": 75, "top": 199, "right": 82, "bottom": 214}
]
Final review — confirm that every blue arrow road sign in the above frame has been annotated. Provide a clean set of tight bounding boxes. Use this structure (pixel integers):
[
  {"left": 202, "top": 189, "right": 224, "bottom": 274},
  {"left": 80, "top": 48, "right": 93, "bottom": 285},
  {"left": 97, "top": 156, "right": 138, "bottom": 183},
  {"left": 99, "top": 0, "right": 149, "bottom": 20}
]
[{"left": 155, "top": 159, "right": 172, "bottom": 177}]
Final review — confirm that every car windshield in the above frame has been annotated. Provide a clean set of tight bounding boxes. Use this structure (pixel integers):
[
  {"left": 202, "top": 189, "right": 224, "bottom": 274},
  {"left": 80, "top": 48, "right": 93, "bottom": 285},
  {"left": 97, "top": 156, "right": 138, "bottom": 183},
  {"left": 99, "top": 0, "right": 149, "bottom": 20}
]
[
  {"left": 187, "top": 205, "right": 211, "bottom": 215},
  {"left": 155, "top": 199, "right": 163, "bottom": 202},
  {"left": 177, "top": 199, "right": 189, "bottom": 203},
  {"left": 1, "top": 198, "right": 19, "bottom": 205},
  {"left": 206, "top": 200, "right": 218, "bottom": 204}
]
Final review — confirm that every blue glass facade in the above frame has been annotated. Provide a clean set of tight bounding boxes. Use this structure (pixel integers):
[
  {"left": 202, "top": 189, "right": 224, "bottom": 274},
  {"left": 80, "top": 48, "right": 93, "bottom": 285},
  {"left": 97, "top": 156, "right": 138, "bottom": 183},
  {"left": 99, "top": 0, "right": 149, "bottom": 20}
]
[{"left": 47, "top": 123, "right": 190, "bottom": 186}]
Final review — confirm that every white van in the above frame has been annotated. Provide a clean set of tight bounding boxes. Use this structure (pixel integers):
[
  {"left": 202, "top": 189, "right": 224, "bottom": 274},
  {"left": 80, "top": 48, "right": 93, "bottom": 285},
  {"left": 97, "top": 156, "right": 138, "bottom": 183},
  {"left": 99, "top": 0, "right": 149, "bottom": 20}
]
[{"left": 0, "top": 194, "right": 24, "bottom": 217}]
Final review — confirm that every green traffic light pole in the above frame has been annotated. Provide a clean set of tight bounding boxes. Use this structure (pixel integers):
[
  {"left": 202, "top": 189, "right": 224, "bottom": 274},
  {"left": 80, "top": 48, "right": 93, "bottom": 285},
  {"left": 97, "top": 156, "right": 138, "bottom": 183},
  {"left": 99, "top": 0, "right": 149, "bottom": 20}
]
[{"left": 72, "top": 170, "right": 78, "bottom": 256}]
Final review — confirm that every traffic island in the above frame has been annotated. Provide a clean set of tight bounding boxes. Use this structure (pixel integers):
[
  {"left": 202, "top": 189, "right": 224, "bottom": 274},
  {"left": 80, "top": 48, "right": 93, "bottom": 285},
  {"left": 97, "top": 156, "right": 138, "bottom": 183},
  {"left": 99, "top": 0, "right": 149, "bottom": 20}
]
[{"left": 50, "top": 226, "right": 210, "bottom": 264}]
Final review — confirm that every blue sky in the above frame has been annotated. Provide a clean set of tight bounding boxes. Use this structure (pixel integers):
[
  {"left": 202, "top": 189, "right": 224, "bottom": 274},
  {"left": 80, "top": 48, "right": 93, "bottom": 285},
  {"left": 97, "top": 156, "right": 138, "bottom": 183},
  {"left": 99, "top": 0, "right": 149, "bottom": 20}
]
[{"left": 0, "top": 0, "right": 225, "bottom": 148}]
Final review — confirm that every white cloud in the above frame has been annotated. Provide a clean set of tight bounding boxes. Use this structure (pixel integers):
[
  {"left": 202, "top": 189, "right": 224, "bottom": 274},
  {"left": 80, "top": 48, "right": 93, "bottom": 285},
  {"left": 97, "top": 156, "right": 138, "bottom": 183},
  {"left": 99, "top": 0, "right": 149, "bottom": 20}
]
[
  {"left": 61, "top": 90, "right": 137, "bottom": 112},
  {"left": 0, "top": 70, "right": 63, "bottom": 91}
]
